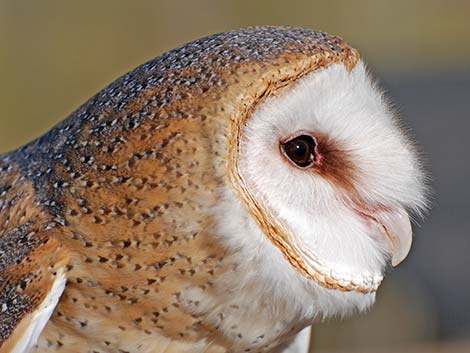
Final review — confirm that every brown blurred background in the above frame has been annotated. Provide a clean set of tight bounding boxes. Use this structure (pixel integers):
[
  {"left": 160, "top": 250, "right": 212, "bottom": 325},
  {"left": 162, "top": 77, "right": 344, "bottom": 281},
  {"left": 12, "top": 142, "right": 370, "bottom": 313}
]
[{"left": 1, "top": 0, "right": 469, "bottom": 352}]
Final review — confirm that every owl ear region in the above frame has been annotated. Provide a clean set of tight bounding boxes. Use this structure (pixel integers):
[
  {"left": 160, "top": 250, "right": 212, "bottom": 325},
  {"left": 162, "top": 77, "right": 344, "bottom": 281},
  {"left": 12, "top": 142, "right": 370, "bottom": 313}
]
[{"left": 374, "top": 209, "right": 413, "bottom": 267}]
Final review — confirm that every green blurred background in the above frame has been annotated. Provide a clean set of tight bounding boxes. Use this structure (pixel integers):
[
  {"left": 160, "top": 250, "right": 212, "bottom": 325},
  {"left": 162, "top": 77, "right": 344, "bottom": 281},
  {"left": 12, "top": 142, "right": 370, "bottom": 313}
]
[{"left": 1, "top": 1, "right": 469, "bottom": 352}]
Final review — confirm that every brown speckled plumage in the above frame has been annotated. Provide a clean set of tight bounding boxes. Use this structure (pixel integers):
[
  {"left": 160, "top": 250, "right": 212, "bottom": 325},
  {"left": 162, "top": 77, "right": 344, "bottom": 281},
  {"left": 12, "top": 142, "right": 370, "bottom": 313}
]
[{"left": 0, "top": 26, "right": 358, "bottom": 352}]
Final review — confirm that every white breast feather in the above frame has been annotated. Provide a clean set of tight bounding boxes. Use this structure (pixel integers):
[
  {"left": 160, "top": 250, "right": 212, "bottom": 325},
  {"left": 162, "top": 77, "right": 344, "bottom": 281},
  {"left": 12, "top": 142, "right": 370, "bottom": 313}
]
[{"left": 12, "top": 268, "right": 66, "bottom": 353}]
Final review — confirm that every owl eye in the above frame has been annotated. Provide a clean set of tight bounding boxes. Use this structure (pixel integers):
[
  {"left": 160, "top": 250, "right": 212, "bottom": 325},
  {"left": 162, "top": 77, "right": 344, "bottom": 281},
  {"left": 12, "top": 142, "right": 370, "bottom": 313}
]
[{"left": 281, "top": 134, "right": 316, "bottom": 168}]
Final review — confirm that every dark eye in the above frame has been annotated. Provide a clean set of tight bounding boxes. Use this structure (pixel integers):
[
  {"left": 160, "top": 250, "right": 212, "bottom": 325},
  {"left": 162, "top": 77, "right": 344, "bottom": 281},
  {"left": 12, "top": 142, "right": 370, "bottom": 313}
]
[{"left": 281, "top": 134, "right": 316, "bottom": 168}]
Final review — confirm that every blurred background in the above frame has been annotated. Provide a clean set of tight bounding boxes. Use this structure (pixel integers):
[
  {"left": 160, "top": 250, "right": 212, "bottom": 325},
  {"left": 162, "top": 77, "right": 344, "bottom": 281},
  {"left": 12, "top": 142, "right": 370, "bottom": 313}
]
[{"left": 0, "top": 0, "right": 469, "bottom": 352}]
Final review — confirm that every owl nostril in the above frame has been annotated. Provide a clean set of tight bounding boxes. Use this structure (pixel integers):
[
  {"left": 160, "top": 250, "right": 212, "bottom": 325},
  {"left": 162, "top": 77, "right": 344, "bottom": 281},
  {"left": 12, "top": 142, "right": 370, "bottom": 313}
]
[{"left": 280, "top": 133, "right": 317, "bottom": 168}]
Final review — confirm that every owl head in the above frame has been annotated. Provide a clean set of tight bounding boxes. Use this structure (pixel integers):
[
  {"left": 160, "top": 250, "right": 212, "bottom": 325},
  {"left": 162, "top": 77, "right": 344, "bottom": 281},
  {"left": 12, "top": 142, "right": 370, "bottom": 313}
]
[{"left": 198, "top": 27, "right": 430, "bottom": 318}]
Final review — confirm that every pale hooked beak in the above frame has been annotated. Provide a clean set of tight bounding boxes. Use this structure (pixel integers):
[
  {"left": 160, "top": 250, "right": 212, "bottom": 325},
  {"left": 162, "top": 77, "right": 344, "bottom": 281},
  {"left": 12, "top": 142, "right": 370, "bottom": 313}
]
[
  {"left": 374, "top": 209, "right": 413, "bottom": 267},
  {"left": 355, "top": 207, "right": 413, "bottom": 267}
]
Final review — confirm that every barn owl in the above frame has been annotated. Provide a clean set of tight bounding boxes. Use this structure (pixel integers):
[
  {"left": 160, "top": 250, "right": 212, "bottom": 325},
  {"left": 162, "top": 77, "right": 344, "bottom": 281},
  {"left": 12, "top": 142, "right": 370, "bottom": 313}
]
[{"left": 0, "top": 26, "right": 427, "bottom": 353}]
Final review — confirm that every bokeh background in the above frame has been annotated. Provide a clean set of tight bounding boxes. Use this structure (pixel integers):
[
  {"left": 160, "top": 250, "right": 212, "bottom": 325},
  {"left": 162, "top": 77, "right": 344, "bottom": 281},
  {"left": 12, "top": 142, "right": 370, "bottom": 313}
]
[{"left": 1, "top": 1, "right": 469, "bottom": 352}]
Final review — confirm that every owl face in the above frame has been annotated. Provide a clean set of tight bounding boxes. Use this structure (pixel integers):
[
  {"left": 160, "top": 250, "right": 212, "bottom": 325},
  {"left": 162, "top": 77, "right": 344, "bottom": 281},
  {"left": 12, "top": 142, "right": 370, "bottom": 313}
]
[{"left": 224, "top": 61, "right": 427, "bottom": 302}]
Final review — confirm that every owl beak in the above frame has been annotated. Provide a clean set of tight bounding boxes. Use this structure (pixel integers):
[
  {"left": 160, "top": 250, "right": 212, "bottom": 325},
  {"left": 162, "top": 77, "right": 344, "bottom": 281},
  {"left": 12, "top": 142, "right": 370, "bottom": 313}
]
[{"left": 374, "top": 209, "right": 413, "bottom": 267}]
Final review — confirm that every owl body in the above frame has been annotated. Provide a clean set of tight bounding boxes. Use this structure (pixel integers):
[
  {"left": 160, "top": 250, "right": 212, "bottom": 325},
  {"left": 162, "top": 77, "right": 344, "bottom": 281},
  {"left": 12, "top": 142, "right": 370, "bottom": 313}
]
[{"left": 0, "top": 27, "right": 427, "bottom": 353}]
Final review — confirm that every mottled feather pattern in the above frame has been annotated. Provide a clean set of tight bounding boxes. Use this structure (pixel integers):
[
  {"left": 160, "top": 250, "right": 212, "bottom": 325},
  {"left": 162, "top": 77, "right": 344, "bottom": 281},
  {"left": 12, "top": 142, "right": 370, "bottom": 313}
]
[{"left": 0, "top": 26, "right": 357, "bottom": 352}]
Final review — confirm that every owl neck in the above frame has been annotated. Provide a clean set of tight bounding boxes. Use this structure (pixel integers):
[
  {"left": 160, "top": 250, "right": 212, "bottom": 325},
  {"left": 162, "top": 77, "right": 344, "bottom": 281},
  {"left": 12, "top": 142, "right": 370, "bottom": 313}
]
[{"left": 36, "top": 215, "right": 310, "bottom": 353}]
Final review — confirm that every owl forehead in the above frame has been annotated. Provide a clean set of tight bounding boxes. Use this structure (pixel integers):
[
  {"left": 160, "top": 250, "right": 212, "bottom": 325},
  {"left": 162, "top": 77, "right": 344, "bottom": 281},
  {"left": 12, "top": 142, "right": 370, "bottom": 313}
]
[{"left": 250, "top": 62, "right": 383, "bottom": 137}]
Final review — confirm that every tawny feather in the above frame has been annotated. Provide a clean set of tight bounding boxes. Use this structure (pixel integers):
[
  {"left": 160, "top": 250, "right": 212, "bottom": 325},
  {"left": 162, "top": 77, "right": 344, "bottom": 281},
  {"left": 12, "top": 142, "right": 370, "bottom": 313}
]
[{"left": 0, "top": 26, "right": 427, "bottom": 353}]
